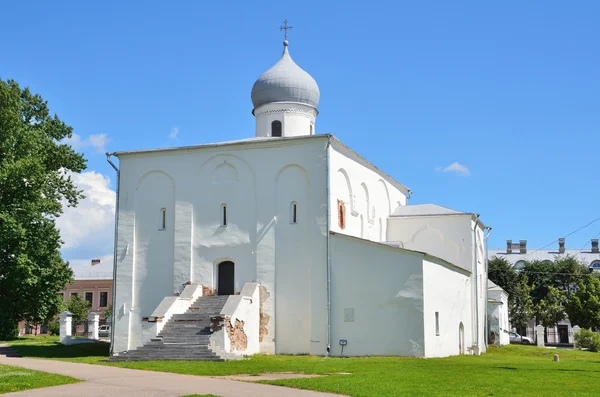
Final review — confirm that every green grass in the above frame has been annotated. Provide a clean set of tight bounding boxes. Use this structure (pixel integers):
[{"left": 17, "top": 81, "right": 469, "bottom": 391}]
[
  {"left": 0, "top": 364, "right": 80, "bottom": 394},
  {"left": 5, "top": 337, "right": 600, "bottom": 396},
  {"left": 179, "top": 395, "right": 221, "bottom": 397}
]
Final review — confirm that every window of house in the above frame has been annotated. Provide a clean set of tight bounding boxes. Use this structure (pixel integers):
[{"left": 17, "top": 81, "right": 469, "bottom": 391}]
[
  {"left": 160, "top": 208, "right": 166, "bottom": 230},
  {"left": 337, "top": 200, "right": 346, "bottom": 230},
  {"left": 25, "top": 324, "right": 32, "bottom": 335},
  {"left": 590, "top": 261, "right": 600, "bottom": 270},
  {"left": 435, "top": 312, "right": 440, "bottom": 336},
  {"left": 40, "top": 324, "right": 49, "bottom": 334},
  {"left": 271, "top": 120, "right": 282, "bottom": 137},
  {"left": 100, "top": 291, "right": 108, "bottom": 307},
  {"left": 70, "top": 292, "right": 78, "bottom": 298},
  {"left": 58, "top": 292, "right": 64, "bottom": 301},
  {"left": 85, "top": 292, "right": 93, "bottom": 306},
  {"left": 290, "top": 202, "right": 298, "bottom": 224},
  {"left": 514, "top": 260, "right": 525, "bottom": 270},
  {"left": 221, "top": 204, "right": 227, "bottom": 226}
]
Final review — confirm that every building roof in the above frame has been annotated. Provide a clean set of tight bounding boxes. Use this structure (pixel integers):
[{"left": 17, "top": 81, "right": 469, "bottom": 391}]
[
  {"left": 111, "top": 134, "right": 411, "bottom": 196},
  {"left": 488, "top": 248, "right": 600, "bottom": 267},
  {"left": 70, "top": 259, "right": 113, "bottom": 280},
  {"left": 251, "top": 41, "right": 320, "bottom": 111},
  {"left": 391, "top": 204, "right": 469, "bottom": 217}
]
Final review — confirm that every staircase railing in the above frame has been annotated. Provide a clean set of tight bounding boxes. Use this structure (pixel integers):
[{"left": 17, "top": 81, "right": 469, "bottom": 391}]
[
  {"left": 210, "top": 282, "right": 261, "bottom": 357},
  {"left": 141, "top": 283, "right": 203, "bottom": 344}
]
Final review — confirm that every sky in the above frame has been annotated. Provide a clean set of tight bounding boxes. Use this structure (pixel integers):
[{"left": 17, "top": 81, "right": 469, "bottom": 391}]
[{"left": 1, "top": 1, "right": 598, "bottom": 271}]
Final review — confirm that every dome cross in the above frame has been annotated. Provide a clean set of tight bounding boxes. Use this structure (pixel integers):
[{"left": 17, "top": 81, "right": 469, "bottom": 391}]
[{"left": 280, "top": 19, "right": 293, "bottom": 41}]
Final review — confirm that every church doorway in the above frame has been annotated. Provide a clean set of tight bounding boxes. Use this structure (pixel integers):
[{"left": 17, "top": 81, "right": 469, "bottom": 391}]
[
  {"left": 217, "top": 261, "right": 235, "bottom": 295},
  {"left": 459, "top": 322, "right": 465, "bottom": 354}
]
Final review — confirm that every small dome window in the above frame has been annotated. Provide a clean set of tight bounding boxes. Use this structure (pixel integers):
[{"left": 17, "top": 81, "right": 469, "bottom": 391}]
[{"left": 271, "top": 120, "right": 282, "bottom": 137}]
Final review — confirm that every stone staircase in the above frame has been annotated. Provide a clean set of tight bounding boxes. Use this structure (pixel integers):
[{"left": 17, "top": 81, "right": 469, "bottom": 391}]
[{"left": 110, "top": 295, "right": 230, "bottom": 362}]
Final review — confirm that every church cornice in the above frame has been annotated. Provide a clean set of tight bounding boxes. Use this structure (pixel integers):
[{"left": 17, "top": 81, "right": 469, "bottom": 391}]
[{"left": 253, "top": 106, "right": 317, "bottom": 119}]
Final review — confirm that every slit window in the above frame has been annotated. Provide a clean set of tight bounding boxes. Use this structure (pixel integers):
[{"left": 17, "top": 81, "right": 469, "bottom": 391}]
[
  {"left": 290, "top": 202, "right": 298, "bottom": 224},
  {"left": 221, "top": 204, "right": 227, "bottom": 226},
  {"left": 310, "top": 124, "right": 313, "bottom": 135},
  {"left": 435, "top": 312, "right": 440, "bottom": 336},
  {"left": 271, "top": 120, "right": 282, "bottom": 137},
  {"left": 160, "top": 208, "right": 166, "bottom": 230}
]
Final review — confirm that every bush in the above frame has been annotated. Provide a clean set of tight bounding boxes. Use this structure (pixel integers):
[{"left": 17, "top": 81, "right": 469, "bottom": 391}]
[
  {"left": 48, "top": 320, "right": 60, "bottom": 336},
  {"left": 574, "top": 329, "right": 600, "bottom": 352}
]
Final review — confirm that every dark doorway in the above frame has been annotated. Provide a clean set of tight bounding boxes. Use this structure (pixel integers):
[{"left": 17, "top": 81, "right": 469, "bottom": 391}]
[
  {"left": 558, "top": 325, "right": 569, "bottom": 344},
  {"left": 218, "top": 261, "right": 235, "bottom": 295}
]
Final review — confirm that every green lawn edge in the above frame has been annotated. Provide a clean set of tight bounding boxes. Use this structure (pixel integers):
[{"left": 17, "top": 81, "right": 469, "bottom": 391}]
[
  {"left": 0, "top": 363, "right": 80, "bottom": 394},
  {"left": 4, "top": 337, "right": 600, "bottom": 396}
]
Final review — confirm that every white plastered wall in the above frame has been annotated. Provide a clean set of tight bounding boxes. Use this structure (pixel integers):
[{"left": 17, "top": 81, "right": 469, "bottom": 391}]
[
  {"left": 112, "top": 136, "right": 329, "bottom": 354},
  {"left": 422, "top": 257, "right": 473, "bottom": 357},
  {"left": 329, "top": 143, "right": 407, "bottom": 243},
  {"left": 329, "top": 233, "right": 425, "bottom": 357},
  {"left": 254, "top": 102, "right": 317, "bottom": 138}
]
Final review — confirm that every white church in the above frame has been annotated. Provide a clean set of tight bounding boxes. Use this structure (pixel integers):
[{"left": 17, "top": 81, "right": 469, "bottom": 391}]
[{"left": 107, "top": 36, "right": 490, "bottom": 360}]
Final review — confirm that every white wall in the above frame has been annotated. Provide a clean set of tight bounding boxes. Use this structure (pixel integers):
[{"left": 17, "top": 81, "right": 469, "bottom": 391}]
[
  {"left": 254, "top": 102, "right": 317, "bottom": 138},
  {"left": 422, "top": 258, "right": 472, "bottom": 357},
  {"left": 488, "top": 289, "right": 510, "bottom": 345},
  {"left": 387, "top": 215, "right": 473, "bottom": 273},
  {"left": 329, "top": 142, "right": 408, "bottom": 243},
  {"left": 329, "top": 233, "right": 425, "bottom": 357},
  {"left": 112, "top": 136, "right": 329, "bottom": 354}
]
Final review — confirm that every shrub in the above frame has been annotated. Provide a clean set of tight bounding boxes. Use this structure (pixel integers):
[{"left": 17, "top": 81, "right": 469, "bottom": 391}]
[
  {"left": 574, "top": 329, "right": 600, "bottom": 352},
  {"left": 48, "top": 320, "right": 60, "bottom": 336}
]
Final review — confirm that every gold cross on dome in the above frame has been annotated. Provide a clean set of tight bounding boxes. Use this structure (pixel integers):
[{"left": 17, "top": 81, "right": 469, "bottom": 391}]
[{"left": 280, "top": 19, "right": 293, "bottom": 41}]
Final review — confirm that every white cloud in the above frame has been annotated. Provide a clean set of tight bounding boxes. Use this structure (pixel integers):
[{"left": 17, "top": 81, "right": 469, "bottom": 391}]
[
  {"left": 169, "top": 127, "right": 180, "bottom": 139},
  {"left": 436, "top": 162, "right": 471, "bottom": 176},
  {"left": 63, "top": 133, "right": 109, "bottom": 153},
  {"left": 56, "top": 171, "right": 115, "bottom": 257}
]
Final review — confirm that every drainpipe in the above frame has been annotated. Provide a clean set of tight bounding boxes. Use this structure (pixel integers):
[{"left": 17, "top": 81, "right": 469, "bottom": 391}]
[
  {"left": 325, "top": 136, "right": 332, "bottom": 356},
  {"left": 472, "top": 214, "right": 480, "bottom": 354},
  {"left": 106, "top": 153, "right": 120, "bottom": 356},
  {"left": 484, "top": 226, "right": 492, "bottom": 348}
]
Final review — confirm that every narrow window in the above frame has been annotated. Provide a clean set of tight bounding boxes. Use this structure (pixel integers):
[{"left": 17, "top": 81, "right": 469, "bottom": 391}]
[
  {"left": 221, "top": 204, "right": 227, "bottom": 226},
  {"left": 271, "top": 120, "right": 282, "bottom": 137},
  {"left": 85, "top": 292, "right": 93, "bottom": 306},
  {"left": 435, "top": 312, "right": 440, "bottom": 336},
  {"left": 160, "top": 208, "right": 166, "bottom": 230},
  {"left": 100, "top": 292, "right": 108, "bottom": 307},
  {"left": 337, "top": 200, "right": 346, "bottom": 230},
  {"left": 290, "top": 202, "right": 298, "bottom": 224},
  {"left": 310, "top": 124, "right": 313, "bottom": 135}
]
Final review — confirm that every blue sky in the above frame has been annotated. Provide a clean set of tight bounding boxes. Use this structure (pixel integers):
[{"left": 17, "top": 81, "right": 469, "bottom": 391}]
[{"left": 2, "top": 1, "right": 598, "bottom": 265}]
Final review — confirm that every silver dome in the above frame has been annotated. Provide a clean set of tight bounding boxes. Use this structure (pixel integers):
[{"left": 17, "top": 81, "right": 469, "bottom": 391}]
[{"left": 251, "top": 42, "right": 320, "bottom": 111}]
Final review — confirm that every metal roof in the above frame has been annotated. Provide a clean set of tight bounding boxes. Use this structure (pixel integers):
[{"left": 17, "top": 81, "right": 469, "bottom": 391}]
[
  {"left": 488, "top": 248, "right": 600, "bottom": 267},
  {"left": 251, "top": 41, "right": 320, "bottom": 111}
]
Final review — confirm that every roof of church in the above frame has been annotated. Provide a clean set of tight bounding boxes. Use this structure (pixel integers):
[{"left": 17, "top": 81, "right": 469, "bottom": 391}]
[
  {"left": 251, "top": 41, "right": 320, "bottom": 111},
  {"left": 112, "top": 134, "right": 411, "bottom": 195},
  {"left": 390, "top": 203, "right": 470, "bottom": 217}
]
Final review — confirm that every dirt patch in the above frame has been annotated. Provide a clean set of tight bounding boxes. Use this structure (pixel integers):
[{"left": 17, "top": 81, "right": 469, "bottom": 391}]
[{"left": 212, "top": 372, "right": 324, "bottom": 381}]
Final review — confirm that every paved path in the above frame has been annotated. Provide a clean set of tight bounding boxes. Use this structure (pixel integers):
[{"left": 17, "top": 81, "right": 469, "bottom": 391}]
[{"left": 0, "top": 354, "right": 341, "bottom": 397}]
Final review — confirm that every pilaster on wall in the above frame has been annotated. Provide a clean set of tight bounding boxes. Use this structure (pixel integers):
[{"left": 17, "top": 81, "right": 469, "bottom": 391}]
[{"left": 173, "top": 201, "right": 193, "bottom": 291}]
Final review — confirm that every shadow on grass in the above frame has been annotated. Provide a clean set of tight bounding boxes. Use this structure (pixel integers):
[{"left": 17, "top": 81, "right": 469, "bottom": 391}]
[{"left": 11, "top": 342, "right": 110, "bottom": 359}]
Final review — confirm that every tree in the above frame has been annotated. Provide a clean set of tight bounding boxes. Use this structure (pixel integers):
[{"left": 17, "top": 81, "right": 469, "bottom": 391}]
[
  {"left": 553, "top": 255, "right": 590, "bottom": 295},
  {"left": 565, "top": 274, "right": 600, "bottom": 330},
  {"left": 104, "top": 303, "right": 113, "bottom": 323},
  {"left": 509, "top": 274, "right": 534, "bottom": 334},
  {"left": 488, "top": 256, "right": 518, "bottom": 298},
  {"left": 66, "top": 295, "right": 90, "bottom": 323},
  {"left": 536, "top": 286, "right": 566, "bottom": 329},
  {"left": 0, "top": 79, "right": 86, "bottom": 339}
]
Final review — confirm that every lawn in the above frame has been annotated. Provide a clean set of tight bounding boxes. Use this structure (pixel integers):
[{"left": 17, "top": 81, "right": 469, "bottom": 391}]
[
  {"left": 4, "top": 337, "right": 600, "bottom": 396},
  {"left": 0, "top": 364, "right": 79, "bottom": 394}
]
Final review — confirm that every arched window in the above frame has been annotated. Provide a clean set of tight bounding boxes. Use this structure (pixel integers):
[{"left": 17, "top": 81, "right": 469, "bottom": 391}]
[
  {"left": 159, "top": 208, "right": 166, "bottom": 230},
  {"left": 290, "top": 202, "right": 298, "bottom": 224},
  {"left": 271, "top": 120, "right": 282, "bottom": 137},
  {"left": 221, "top": 204, "right": 227, "bottom": 227},
  {"left": 514, "top": 260, "right": 525, "bottom": 270},
  {"left": 337, "top": 200, "right": 346, "bottom": 230},
  {"left": 310, "top": 124, "right": 313, "bottom": 135},
  {"left": 590, "top": 261, "right": 600, "bottom": 270}
]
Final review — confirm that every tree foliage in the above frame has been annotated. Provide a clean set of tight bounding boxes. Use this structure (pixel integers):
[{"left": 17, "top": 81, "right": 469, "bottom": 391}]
[
  {"left": 509, "top": 274, "right": 534, "bottom": 332},
  {"left": 536, "top": 286, "right": 566, "bottom": 328},
  {"left": 488, "top": 257, "right": 518, "bottom": 299},
  {"left": 0, "top": 79, "right": 86, "bottom": 339},
  {"left": 565, "top": 274, "right": 600, "bottom": 330},
  {"left": 66, "top": 294, "right": 90, "bottom": 322}
]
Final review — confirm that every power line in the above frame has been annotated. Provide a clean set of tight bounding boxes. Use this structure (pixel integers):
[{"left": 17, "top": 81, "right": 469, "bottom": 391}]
[
  {"left": 523, "top": 216, "right": 600, "bottom": 258},
  {"left": 582, "top": 230, "right": 600, "bottom": 249}
]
